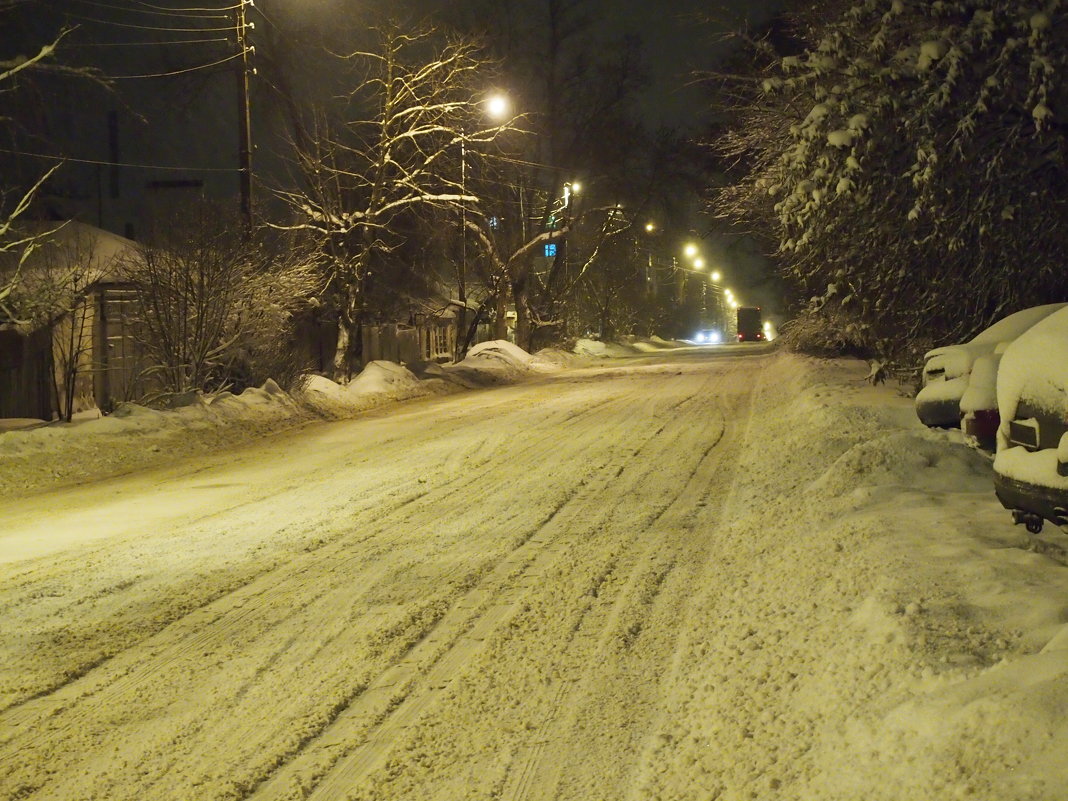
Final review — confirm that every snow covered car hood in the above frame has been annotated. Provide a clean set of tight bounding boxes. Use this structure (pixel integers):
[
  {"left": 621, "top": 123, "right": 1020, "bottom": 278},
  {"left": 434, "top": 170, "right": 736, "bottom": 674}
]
[
  {"left": 997, "top": 306, "right": 1068, "bottom": 428},
  {"left": 921, "top": 303, "right": 1068, "bottom": 384},
  {"left": 994, "top": 306, "right": 1068, "bottom": 493}
]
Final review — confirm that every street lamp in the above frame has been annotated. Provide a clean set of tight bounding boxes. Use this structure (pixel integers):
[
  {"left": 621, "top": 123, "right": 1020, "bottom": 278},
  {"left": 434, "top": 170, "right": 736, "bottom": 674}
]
[
  {"left": 458, "top": 91, "right": 510, "bottom": 359},
  {"left": 684, "top": 243, "right": 698, "bottom": 258},
  {"left": 693, "top": 257, "right": 705, "bottom": 270},
  {"left": 485, "top": 93, "right": 510, "bottom": 120},
  {"left": 710, "top": 270, "right": 722, "bottom": 282}
]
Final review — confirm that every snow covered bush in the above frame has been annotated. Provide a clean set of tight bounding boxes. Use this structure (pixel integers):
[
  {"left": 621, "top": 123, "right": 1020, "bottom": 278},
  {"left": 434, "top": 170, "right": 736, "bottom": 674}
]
[
  {"left": 118, "top": 208, "right": 320, "bottom": 401},
  {"left": 713, "top": 0, "right": 1068, "bottom": 366}
]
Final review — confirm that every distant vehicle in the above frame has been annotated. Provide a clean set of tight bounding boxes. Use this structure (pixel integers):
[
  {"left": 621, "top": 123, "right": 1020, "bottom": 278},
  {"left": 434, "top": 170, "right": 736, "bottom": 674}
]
[
  {"left": 736, "top": 306, "right": 765, "bottom": 342},
  {"left": 915, "top": 304, "right": 1067, "bottom": 434},
  {"left": 993, "top": 305, "right": 1068, "bottom": 542},
  {"left": 694, "top": 329, "right": 721, "bottom": 345}
]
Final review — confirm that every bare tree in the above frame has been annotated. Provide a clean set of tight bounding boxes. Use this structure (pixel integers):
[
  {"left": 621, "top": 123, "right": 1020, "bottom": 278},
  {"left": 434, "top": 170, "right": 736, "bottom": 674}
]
[
  {"left": 1, "top": 1, "right": 99, "bottom": 324},
  {"left": 276, "top": 24, "right": 517, "bottom": 379},
  {"left": 121, "top": 205, "right": 319, "bottom": 399}
]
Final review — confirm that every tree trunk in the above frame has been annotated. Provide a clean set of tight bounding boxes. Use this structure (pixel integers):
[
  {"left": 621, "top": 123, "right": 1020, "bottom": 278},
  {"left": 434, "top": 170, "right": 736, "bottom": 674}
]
[
  {"left": 493, "top": 292, "right": 508, "bottom": 340},
  {"left": 333, "top": 321, "right": 352, "bottom": 382}
]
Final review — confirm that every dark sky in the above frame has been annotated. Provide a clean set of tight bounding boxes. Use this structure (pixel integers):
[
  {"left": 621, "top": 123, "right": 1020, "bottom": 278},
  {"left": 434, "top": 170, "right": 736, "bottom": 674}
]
[
  {"left": 272, "top": 0, "right": 784, "bottom": 132},
  {"left": 607, "top": 0, "right": 784, "bottom": 129}
]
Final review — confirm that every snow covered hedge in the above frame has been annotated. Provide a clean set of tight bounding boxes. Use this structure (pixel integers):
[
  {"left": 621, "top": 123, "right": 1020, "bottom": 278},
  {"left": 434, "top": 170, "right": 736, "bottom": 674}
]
[{"left": 714, "top": 0, "right": 1068, "bottom": 365}]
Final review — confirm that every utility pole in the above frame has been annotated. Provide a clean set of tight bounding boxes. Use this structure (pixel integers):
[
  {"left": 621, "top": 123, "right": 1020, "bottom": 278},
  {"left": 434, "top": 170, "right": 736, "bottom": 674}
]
[{"left": 235, "top": 0, "right": 254, "bottom": 234}]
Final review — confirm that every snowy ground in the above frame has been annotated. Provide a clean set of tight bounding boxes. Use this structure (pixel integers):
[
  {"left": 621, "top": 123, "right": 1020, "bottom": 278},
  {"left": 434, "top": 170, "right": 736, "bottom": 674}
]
[{"left": 1, "top": 342, "right": 1067, "bottom": 800}]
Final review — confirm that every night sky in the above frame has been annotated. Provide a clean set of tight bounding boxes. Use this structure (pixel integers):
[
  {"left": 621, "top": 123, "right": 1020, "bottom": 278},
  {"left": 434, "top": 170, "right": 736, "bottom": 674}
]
[{"left": 269, "top": 0, "right": 785, "bottom": 132}]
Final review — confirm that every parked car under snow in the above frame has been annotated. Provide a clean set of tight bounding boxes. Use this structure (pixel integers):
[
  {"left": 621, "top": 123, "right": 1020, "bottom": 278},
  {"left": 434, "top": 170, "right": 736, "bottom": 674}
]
[
  {"left": 915, "top": 304, "right": 1067, "bottom": 438},
  {"left": 993, "top": 305, "right": 1068, "bottom": 546}
]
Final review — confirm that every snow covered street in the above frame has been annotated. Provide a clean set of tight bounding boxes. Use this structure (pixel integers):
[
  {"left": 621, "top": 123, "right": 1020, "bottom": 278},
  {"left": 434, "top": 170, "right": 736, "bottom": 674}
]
[{"left": 2, "top": 346, "right": 1068, "bottom": 800}]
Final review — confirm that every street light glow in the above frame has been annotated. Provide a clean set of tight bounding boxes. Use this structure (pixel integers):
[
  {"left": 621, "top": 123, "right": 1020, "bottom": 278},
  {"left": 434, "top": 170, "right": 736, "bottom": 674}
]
[
  {"left": 645, "top": 222, "right": 655, "bottom": 233},
  {"left": 485, "top": 93, "right": 510, "bottom": 120},
  {"left": 693, "top": 257, "right": 705, "bottom": 269},
  {"left": 711, "top": 270, "right": 722, "bottom": 282},
  {"left": 684, "top": 243, "right": 698, "bottom": 258}
]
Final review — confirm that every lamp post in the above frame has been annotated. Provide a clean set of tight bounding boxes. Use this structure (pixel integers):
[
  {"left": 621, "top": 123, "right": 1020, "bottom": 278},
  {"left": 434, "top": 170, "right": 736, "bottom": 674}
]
[{"left": 457, "top": 92, "right": 509, "bottom": 359}]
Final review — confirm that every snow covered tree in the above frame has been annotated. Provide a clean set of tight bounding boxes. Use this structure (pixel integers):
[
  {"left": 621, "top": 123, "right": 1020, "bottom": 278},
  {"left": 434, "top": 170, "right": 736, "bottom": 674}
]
[
  {"left": 712, "top": 0, "right": 1068, "bottom": 364},
  {"left": 276, "top": 25, "right": 516, "bottom": 379}
]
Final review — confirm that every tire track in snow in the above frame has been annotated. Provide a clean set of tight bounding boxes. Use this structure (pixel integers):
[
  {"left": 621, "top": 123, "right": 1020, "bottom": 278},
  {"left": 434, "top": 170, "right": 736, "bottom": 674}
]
[
  {"left": 0, "top": 387, "right": 619, "bottom": 723},
  {"left": 0, "top": 370, "right": 658, "bottom": 799},
  {"left": 245, "top": 385, "right": 674, "bottom": 800},
  {"left": 496, "top": 375, "right": 747, "bottom": 801},
  {"left": 258, "top": 368, "right": 734, "bottom": 801}
]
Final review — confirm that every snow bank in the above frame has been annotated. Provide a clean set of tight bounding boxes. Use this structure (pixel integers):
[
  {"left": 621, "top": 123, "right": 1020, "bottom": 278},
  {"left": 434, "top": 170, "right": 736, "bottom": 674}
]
[
  {"left": 0, "top": 342, "right": 570, "bottom": 496},
  {"left": 298, "top": 362, "right": 433, "bottom": 419},
  {"left": 465, "top": 339, "right": 536, "bottom": 366},
  {"left": 0, "top": 380, "right": 312, "bottom": 496},
  {"left": 573, "top": 338, "right": 638, "bottom": 358},
  {"left": 641, "top": 353, "right": 1068, "bottom": 801}
]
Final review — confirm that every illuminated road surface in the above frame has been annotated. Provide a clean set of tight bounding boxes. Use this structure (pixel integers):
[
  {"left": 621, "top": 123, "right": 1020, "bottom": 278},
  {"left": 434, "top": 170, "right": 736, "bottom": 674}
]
[{"left": 4, "top": 345, "right": 1046, "bottom": 801}]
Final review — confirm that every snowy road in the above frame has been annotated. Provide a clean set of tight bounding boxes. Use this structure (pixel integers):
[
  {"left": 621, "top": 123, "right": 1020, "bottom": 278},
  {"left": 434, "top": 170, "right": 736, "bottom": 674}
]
[{"left": 3, "top": 346, "right": 1068, "bottom": 801}]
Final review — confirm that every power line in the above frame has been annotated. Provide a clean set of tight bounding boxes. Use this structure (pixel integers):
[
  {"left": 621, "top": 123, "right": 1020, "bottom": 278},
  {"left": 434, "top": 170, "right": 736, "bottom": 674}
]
[
  {"left": 131, "top": 0, "right": 243, "bottom": 12},
  {"left": 105, "top": 49, "right": 244, "bottom": 79},
  {"left": 70, "top": 0, "right": 229, "bottom": 20},
  {"left": 63, "top": 12, "right": 236, "bottom": 33},
  {"left": 65, "top": 38, "right": 230, "bottom": 48},
  {"left": 0, "top": 146, "right": 242, "bottom": 173}
]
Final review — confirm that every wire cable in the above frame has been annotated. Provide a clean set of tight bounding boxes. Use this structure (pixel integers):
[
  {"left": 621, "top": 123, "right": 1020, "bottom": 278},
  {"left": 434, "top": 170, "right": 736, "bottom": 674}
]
[
  {"left": 131, "top": 0, "right": 243, "bottom": 12},
  {"left": 70, "top": 0, "right": 228, "bottom": 20},
  {"left": 63, "top": 13, "right": 236, "bottom": 33},
  {"left": 104, "top": 49, "right": 244, "bottom": 79},
  {"left": 65, "top": 37, "right": 230, "bottom": 48},
  {"left": 0, "top": 146, "right": 242, "bottom": 173}
]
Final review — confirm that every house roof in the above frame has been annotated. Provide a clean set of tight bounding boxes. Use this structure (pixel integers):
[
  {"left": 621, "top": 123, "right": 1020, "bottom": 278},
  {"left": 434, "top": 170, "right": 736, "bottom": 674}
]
[
  {"left": 1, "top": 221, "right": 141, "bottom": 286},
  {"left": 1, "top": 221, "right": 142, "bottom": 326}
]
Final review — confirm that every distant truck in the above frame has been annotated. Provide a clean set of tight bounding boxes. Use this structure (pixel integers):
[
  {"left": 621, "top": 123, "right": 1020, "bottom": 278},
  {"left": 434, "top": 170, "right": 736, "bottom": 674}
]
[{"left": 736, "top": 306, "right": 765, "bottom": 342}]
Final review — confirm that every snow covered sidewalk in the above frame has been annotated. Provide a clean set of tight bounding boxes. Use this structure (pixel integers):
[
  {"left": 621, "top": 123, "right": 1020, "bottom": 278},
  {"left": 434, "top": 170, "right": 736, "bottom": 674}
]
[
  {"left": 640, "top": 355, "right": 1068, "bottom": 800},
  {"left": 0, "top": 340, "right": 584, "bottom": 497}
]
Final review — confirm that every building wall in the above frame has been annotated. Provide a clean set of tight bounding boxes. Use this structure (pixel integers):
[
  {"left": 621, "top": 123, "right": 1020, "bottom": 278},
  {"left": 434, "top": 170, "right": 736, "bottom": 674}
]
[{"left": 0, "top": 327, "right": 54, "bottom": 420}]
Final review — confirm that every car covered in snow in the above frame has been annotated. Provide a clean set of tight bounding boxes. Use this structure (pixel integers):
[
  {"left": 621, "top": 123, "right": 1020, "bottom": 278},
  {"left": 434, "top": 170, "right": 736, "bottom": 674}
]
[
  {"left": 993, "top": 305, "right": 1068, "bottom": 543},
  {"left": 915, "top": 304, "right": 1067, "bottom": 432}
]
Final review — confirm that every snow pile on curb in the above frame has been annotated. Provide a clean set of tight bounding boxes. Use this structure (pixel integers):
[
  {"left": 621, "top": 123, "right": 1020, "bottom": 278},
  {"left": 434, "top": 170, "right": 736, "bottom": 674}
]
[
  {"left": 573, "top": 338, "right": 638, "bottom": 358},
  {"left": 641, "top": 354, "right": 1068, "bottom": 801},
  {"left": 298, "top": 361, "right": 437, "bottom": 419},
  {"left": 0, "top": 380, "right": 313, "bottom": 496},
  {"left": 0, "top": 342, "right": 564, "bottom": 496}
]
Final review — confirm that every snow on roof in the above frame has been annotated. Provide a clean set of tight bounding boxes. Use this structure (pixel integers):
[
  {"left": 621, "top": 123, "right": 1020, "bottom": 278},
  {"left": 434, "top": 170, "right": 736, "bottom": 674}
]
[{"left": 3, "top": 220, "right": 141, "bottom": 285}]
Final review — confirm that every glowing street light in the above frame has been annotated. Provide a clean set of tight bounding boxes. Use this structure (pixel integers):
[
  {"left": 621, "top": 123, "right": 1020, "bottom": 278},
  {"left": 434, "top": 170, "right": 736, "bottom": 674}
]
[
  {"left": 710, "top": 270, "right": 722, "bottom": 282},
  {"left": 485, "top": 93, "right": 510, "bottom": 120},
  {"left": 645, "top": 222, "right": 656, "bottom": 233},
  {"left": 693, "top": 257, "right": 705, "bottom": 270},
  {"left": 683, "top": 243, "right": 698, "bottom": 258}
]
